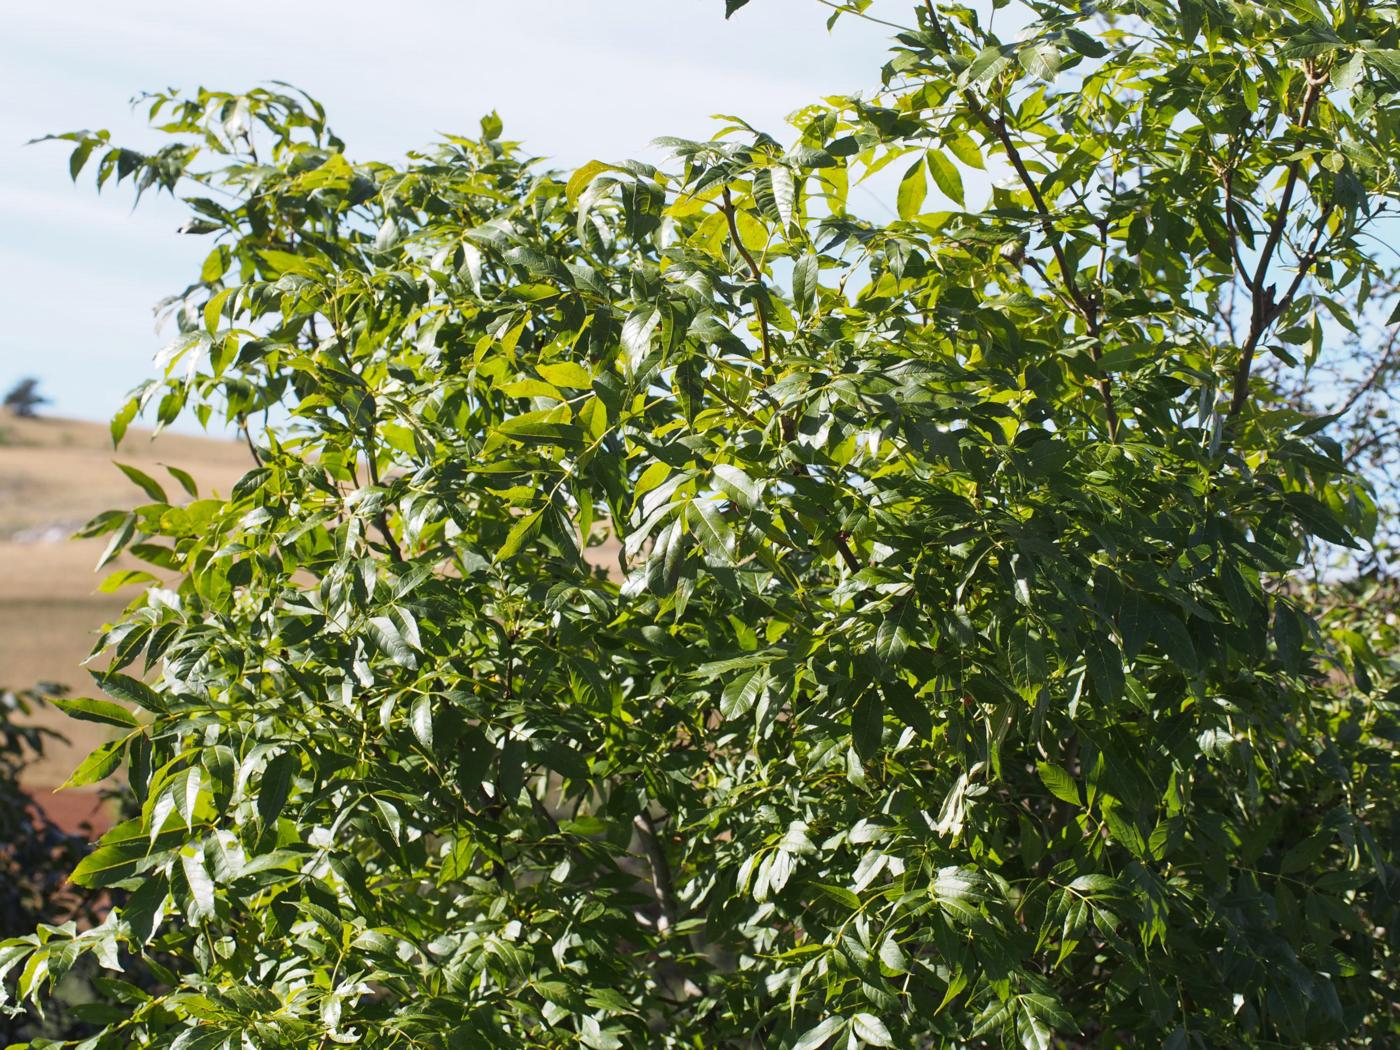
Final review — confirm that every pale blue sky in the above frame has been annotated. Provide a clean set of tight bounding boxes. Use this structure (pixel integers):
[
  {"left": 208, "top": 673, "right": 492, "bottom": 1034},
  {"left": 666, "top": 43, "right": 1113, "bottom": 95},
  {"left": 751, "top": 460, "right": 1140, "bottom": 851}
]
[{"left": 0, "top": 1, "right": 894, "bottom": 426}]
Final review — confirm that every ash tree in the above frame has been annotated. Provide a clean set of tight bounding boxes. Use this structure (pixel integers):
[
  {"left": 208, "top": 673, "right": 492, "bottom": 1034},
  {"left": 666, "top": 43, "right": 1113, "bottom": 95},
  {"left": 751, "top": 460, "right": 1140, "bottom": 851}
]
[{"left": 4, "top": 0, "right": 1400, "bottom": 1046}]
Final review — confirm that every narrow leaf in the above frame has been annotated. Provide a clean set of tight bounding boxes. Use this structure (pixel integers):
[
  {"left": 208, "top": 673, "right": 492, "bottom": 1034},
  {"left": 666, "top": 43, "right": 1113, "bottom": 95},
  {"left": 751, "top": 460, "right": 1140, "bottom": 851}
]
[
  {"left": 53, "top": 697, "right": 139, "bottom": 729},
  {"left": 926, "top": 151, "right": 965, "bottom": 206},
  {"left": 1037, "top": 762, "right": 1081, "bottom": 806},
  {"left": 896, "top": 158, "right": 927, "bottom": 220}
]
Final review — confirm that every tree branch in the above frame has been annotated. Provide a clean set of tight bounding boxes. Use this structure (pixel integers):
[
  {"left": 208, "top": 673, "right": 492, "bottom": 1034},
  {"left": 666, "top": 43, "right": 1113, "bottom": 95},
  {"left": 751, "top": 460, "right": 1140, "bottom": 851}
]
[
  {"left": 1224, "top": 66, "right": 1329, "bottom": 435},
  {"left": 921, "top": 3, "right": 1120, "bottom": 440},
  {"left": 633, "top": 809, "right": 679, "bottom": 932},
  {"left": 1337, "top": 317, "right": 1399, "bottom": 420}
]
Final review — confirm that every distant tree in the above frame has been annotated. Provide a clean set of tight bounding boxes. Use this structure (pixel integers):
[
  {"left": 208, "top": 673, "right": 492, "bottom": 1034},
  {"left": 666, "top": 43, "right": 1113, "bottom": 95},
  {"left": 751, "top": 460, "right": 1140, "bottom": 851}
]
[{"left": 2, "top": 378, "right": 49, "bottom": 418}]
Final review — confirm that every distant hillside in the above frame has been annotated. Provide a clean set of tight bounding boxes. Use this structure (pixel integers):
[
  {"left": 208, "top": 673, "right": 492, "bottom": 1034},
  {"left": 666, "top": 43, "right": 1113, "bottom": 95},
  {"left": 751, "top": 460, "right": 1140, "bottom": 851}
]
[
  {"left": 0, "top": 414, "right": 250, "bottom": 540},
  {"left": 0, "top": 416, "right": 248, "bottom": 793}
]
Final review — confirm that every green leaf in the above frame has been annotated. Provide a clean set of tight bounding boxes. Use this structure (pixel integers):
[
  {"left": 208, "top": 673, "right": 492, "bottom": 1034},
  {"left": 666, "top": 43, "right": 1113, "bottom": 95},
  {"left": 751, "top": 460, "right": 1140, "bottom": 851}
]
[
  {"left": 793, "top": 1017, "right": 844, "bottom": 1050},
  {"left": 1281, "top": 831, "right": 1331, "bottom": 874},
  {"left": 368, "top": 616, "right": 418, "bottom": 669},
  {"left": 258, "top": 248, "right": 321, "bottom": 277},
  {"left": 877, "top": 936, "right": 907, "bottom": 975},
  {"left": 53, "top": 696, "right": 139, "bottom": 729},
  {"left": 896, "top": 158, "right": 928, "bottom": 220},
  {"left": 1284, "top": 492, "right": 1359, "bottom": 548},
  {"left": 203, "top": 286, "right": 234, "bottom": 333},
  {"left": 792, "top": 251, "right": 818, "bottom": 314},
  {"left": 567, "top": 160, "right": 616, "bottom": 206},
  {"left": 945, "top": 132, "right": 984, "bottom": 169},
  {"left": 180, "top": 847, "right": 216, "bottom": 922},
  {"left": 258, "top": 752, "right": 297, "bottom": 827},
  {"left": 61, "top": 739, "right": 126, "bottom": 789},
  {"left": 1008, "top": 623, "right": 1047, "bottom": 688},
  {"left": 1083, "top": 632, "right": 1125, "bottom": 704},
  {"left": 713, "top": 464, "right": 762, "bottom": 510},
  {"left": 720, "top": 668, "right": 767, "bottom": 720},
  {"left": 1037, "top": 762, "right": 1081, "bottom": 806},
  {"left": 537, "top": 361, "right": 594, "bottom": 388},
  {"left": 374, "top": 796, "right": 404, "bottom": 843},
  {"left": 495, "top": 413, "right": 584, "bottom": 448},
  {"left": 692, "top": 498, "right": 736, "bottom": 564},
  {"left": 851, "top": 691, "right": 884, "bottom": 758},
  {"left": 1016, "top": 1001, "right": 1054, "bottom": 1050},
  {"left": 932, "top": 867, "right": 990, "bottom": 924},
  {"left": 110, "top": 397, "right": 139, "bottom": 448},
  {"left": 874, "top": 604, "right": 912, "bottom": 669},
  {"left": 771, "top": 165, "right": 797, "bottom": 228},
  {"left": 114, "top": 462, "right": 168, "bottom": 503},
  {"left": 1019, "top": 41, "right": 1061, "bottom": 80},
  {"left": 926, "top": 151, "right": 965, "bottom": 206},
  {"left": 410, "top": 695, "right": 434, "bottom": 751},
  {"left": 815, "top": 882, "right": 861, "bottom": 909},
  {"left": 165, "top": 463, "right": 199, "bottom": 497},
  {"left": 852, "top": 1013, "right": 894, "bottom": 1047},
  {"left": 498, "top": 509, "right": 544, "bottom": 560},
  {"left": 91, "top": 670, "right": 163, "bottom": 712},
  {"left": 622, "top": 307, "right": 662, "bottom": 370},
  {"left": 69, "top": 841, "right": 147, "bottom": 888},
  {"left": 1065, "top": 28, "right": 1108, "bottom": 57}
]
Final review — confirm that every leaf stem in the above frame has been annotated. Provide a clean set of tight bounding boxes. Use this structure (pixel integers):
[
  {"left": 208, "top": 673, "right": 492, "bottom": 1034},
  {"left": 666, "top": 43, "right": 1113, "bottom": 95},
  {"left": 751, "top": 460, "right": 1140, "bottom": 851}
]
[{"left": 720, "top": 185, "right": 773, "bottom": 370}]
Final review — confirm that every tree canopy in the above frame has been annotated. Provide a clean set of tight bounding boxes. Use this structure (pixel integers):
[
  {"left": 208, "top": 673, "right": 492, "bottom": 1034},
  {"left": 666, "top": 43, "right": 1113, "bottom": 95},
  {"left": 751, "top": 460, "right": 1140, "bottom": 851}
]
[{"left": 4, "top": 0, "right": 1400, "bottom": 1046}]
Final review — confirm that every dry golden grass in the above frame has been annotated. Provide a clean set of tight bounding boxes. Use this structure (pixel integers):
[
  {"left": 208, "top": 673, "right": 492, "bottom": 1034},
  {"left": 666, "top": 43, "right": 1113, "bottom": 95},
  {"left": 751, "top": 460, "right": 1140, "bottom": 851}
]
[{"left": 0, "top": 414, "right": 251, "bottom": 538}]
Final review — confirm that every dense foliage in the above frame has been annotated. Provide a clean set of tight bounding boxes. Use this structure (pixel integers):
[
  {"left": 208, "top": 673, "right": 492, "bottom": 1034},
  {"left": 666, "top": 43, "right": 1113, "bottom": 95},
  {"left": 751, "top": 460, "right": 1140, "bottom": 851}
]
[
  {"left": 5, "top": 0, "right": 1400, "bottom": 1045},
  {"left": 0, "top": 686, "right": 103, "bottom": 1045}
]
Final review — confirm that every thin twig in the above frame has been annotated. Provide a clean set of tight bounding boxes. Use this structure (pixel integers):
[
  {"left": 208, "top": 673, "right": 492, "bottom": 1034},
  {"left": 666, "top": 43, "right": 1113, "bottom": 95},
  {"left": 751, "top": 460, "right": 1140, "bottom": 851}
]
[
  {"left": 720, "top": 186, "right": 773, "bottom": 370},
  {"left": 1224, "top": 66, "right": 1329, "bottom": 434},
  {"left": 361, "top": 423, "right": 404, "bottom": 562},
  {"left": 922, "top": 2, "right": 1120, "bottom": 440},
  {"left": 239, "top": 418, "right": 263, "bottom": 467},
  {"left": 1338, "top": 321, "right": 1400, "bottom": 420}
]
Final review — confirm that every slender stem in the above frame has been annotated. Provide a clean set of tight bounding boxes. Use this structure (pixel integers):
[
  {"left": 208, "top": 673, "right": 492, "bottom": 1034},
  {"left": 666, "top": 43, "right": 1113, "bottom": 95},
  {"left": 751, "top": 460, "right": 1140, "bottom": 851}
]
[
  {"left": 817, "top": 0, "right": 913, "bottom": 31},
  {"left": 720, "top": 186, "right": 773, "bottom": 370},
  {"left": 362, "top": 424, "right": 404, "bottom": 562},
  {"left": 239, "top": 417, "right": 263, "bottom": 467},
  {"left": 922, "top": 2, "right": 1119, "bottom": 440}
]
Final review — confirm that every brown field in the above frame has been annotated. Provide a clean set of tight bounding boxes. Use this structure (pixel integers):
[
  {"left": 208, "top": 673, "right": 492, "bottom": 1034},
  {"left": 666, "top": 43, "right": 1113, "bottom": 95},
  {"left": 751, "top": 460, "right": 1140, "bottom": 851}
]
[{"left": 0, "top": 415, "right": 248, "bottom": 804}]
